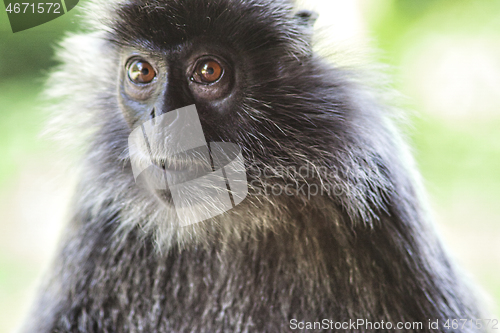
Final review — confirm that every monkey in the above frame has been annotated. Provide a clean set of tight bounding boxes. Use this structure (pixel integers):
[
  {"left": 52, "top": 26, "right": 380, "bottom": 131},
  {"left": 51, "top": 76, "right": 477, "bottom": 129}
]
[{"left": 21, "top": 0, "right": 484, "bottom": 332}]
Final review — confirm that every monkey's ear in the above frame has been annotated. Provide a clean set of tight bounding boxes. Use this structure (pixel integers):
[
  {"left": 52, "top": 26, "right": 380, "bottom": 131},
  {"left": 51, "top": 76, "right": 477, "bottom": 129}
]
[{"left": 294, "top": 10, "right": 319, "bottom": 28}]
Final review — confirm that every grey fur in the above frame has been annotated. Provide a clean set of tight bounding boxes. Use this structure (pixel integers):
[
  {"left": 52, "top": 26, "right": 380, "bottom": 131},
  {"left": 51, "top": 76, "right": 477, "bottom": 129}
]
[{"left": 22, "top": 0, "right": 483, "bottom": 332}]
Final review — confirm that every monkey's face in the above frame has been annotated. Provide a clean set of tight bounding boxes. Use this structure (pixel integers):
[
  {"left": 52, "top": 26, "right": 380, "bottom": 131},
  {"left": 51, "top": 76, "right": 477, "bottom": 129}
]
[
  {"left": 110, "top": 0, "right": 316, "bottom": 144},
  {"left": 62, "top": 0, "right": 351, "bottom": 234},
  {"left": 118, "top": 43, "right": 242, "bottom": 208},
  {"left": 118, "top": 43, "right": 237, "bottom": 136},
  {"left": 104, "top": 0, "right": 332, "bottom": 193}
]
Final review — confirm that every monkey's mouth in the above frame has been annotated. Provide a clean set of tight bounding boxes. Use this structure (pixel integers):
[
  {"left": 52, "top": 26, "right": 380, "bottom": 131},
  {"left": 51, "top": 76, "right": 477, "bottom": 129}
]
[
  {"left": 155, "top": 188, "right": 174, "bottom": 205},
  {"left": 157, "top": 159, "right": 184, "bottom": 172},
  {"left": 134, "top": 152, "right": 214, "bottom": 206},
  {"left": 152, "top": 157, "right": 210, "bottom": 174},
  {"left": 140, "top": 161, "right": 205, "bottom": 207}
]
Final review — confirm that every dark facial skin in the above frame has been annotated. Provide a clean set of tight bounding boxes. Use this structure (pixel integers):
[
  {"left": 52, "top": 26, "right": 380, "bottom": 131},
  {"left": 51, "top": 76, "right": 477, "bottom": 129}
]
[
  {"left": 118, "top": 41, "right": 240, "bottom": 143},
  {"left": 117, "top": 44, "right": 244, "bottom": 205}
]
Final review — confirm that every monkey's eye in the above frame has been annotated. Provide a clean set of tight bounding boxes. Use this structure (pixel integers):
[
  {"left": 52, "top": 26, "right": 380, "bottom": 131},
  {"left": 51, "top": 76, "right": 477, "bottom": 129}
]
[
  {"left": 191, "top": 59, "right": 223, "bottom": 84},
  {"left": 127, "top": 60, "right": 156, "bottom": 84}
]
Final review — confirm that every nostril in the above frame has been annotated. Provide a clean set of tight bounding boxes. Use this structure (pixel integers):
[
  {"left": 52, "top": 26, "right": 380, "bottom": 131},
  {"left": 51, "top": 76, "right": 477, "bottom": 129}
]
[{"left": 150, "top": 108, "right": 156, "bottom": 124}]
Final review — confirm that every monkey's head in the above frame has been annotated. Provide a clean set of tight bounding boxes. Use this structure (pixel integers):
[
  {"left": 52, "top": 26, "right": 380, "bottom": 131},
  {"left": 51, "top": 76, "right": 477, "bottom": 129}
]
[{"left": 51, "top": 0, "right": 395, "bottom": 246}]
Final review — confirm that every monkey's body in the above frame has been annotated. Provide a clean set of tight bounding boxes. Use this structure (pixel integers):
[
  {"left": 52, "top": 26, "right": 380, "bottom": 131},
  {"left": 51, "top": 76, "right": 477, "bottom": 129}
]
[
  {"left": 26, "top": 196, "right": 478, "bottom": 332},
  {"left": 23, "top": 0, "right": 482, "bottom": 332}
]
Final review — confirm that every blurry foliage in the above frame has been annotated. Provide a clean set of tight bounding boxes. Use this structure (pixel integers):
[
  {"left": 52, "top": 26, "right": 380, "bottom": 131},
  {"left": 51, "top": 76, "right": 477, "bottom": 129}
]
[
  {"left": 0, "top": 3, "right": 82, "bottom": 186},
  {"left": 0, "top": 1, "right": 80, "bottom": 79},
  {"left": 411, "top": 116, "right": 500, "bottom": 198},
  {"left": 362, "top": 0, "right": 500, "bottom": 190},
  {"left": 365, "top": 0, "right": 500, "bottom": 61},
  {"left": 0, "top": 80, "right": 46, "bottom": 186}
]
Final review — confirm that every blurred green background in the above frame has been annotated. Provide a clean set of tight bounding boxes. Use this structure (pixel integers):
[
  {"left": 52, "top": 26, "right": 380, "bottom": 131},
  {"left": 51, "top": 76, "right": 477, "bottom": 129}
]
[{"left": 0, "top": 0, "right": 499, "bottom": 331}]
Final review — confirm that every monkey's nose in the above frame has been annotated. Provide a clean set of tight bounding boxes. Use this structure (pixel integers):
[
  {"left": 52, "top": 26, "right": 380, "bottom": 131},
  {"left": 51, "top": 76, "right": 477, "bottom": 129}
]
[{"left": 159, "top": 73, "right": 195, "bottom": 116}]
